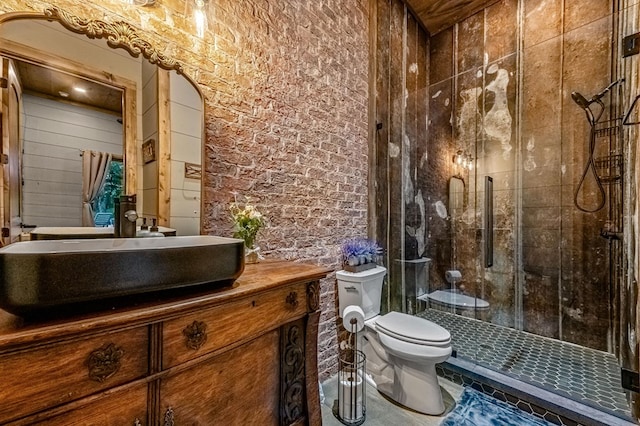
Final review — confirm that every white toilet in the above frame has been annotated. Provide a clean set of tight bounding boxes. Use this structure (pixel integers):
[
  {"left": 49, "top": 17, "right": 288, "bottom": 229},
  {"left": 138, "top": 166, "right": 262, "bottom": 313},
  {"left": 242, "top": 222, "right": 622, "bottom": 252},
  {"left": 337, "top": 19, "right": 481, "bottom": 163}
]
[
  {"left": 425, "top": 289, "right": 490, "bottom": 316},
  {"left": 421, "top": 269, "right": 490, "bottom": 318},
  {"left": 337, "top": 266, "right": 452, "bottom": 415}
]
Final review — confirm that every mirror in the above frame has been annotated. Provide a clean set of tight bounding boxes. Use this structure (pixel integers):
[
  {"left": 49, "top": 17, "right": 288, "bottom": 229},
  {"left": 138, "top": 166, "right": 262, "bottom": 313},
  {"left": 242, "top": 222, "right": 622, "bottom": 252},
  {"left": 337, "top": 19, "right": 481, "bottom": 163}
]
[{"left": 0, "top": 7, "right": 204, "bottom": 242}]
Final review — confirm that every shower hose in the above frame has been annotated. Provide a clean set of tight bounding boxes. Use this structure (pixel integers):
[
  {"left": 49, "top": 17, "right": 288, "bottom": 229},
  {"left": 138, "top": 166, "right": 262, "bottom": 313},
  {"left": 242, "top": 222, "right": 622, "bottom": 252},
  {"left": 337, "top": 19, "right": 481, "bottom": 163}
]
[
  {"left": 572, "top": 79, "right": 624, "bottom": 213},
  {"left": 573, "top": 124, "right": 606, "bottom": 213}
]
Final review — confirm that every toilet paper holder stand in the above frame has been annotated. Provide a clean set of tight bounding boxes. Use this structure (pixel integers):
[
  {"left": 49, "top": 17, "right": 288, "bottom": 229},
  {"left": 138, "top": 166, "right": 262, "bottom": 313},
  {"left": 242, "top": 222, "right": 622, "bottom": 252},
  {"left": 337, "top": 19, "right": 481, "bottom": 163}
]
[{"left": 334, "top": 314, "right": 366, "bottom": 425}]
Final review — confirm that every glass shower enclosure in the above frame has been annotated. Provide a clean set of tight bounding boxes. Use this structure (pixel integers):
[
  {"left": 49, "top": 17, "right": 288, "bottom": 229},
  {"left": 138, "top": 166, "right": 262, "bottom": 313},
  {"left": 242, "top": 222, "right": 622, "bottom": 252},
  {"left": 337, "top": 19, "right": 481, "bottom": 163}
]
[{"left": 371, "top": 0, "right": 639, "bottom": 422}]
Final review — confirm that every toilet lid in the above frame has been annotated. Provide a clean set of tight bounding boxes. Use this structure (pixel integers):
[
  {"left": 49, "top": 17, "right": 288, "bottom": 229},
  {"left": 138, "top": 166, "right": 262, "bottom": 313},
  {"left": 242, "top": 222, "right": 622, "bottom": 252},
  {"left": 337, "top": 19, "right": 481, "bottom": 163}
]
[{"left": 375, "top": 312, "right": 451, "bottom": 346}]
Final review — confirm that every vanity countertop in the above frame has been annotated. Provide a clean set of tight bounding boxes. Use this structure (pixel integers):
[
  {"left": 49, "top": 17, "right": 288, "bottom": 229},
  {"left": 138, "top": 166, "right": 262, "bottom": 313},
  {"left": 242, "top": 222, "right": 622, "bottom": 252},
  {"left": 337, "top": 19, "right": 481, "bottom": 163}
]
[
  {"left": 0, "top": 259, "right": 332, "bottom": 348},
  {"left": 29, "top": 226, "right": 177, "bottom": 239}
]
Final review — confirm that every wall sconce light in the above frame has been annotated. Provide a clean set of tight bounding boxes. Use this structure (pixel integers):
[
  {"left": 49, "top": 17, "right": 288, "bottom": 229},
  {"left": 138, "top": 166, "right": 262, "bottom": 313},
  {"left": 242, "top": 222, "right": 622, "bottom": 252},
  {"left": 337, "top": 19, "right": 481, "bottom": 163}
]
[
  {"left": 122, "top": 0, "right": 156, "bottom": 6},
  {"left": 453, "top": 150, "right": 474, "bottom": 170},
  {"left": 194, "top": 0, "right": 208, "bottom": 38}
]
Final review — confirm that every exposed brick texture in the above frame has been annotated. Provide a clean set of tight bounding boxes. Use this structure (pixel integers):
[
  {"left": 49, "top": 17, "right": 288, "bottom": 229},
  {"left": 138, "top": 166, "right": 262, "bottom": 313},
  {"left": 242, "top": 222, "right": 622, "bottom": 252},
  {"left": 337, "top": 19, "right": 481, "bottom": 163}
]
[{"left": 1, "top": 0, "right": 370, "bottom": 380}]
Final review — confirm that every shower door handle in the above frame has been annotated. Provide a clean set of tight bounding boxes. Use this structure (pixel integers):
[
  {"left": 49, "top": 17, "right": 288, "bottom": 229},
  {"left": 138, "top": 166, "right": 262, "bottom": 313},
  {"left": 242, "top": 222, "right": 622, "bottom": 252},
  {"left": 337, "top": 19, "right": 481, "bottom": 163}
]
[{"left": 484, "top": 176, "right": 493, "bottom": 268}]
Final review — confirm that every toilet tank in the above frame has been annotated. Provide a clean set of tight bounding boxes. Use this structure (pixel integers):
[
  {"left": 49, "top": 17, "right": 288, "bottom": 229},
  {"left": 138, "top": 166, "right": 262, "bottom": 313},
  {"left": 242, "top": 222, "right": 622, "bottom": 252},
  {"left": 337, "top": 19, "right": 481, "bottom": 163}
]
[{"left": 337, "top": 266, "right": 387, "bottom": 320}]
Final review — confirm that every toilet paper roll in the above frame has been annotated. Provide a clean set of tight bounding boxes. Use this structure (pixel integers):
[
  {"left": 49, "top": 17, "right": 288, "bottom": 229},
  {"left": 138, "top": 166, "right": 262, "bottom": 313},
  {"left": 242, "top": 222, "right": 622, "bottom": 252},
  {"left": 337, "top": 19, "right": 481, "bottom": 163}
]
[
  {"left": 342, "top": 305, "right": 365, "bottom": 333},
  {"left": 445, "top": 270, "right": 462, "bottom": 283},
  {"left": 338, "top": 371, "right": 363, "bottom": 421}
]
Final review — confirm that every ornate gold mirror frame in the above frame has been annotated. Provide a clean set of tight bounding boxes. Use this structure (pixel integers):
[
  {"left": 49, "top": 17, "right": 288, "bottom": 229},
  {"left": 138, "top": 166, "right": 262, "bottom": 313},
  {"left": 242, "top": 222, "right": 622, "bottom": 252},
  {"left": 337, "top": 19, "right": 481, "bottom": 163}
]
[{"left": 42, "top": 7, "right": 185, "bottom": 75}]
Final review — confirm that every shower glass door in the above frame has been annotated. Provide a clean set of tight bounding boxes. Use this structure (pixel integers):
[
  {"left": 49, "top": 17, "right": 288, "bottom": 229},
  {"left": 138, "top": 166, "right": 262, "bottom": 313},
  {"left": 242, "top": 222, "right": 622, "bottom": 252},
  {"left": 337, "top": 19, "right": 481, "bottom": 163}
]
[
  {"left": 372, "top": 0, "right": 638, "bottom": 421},
  {"left": 443, "top": 2, "right": 637, "bottom": 420}
]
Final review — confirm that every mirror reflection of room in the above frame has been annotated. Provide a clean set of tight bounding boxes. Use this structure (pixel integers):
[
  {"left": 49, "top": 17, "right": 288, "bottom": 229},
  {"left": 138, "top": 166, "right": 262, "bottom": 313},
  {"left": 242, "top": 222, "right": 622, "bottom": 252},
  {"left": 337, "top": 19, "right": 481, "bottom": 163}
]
[
  {"left": 16, "top": 59, "right": 124, "bottom": 229},
  {"left": 0, "top": 17, "right": 203, "bottom": 242}
]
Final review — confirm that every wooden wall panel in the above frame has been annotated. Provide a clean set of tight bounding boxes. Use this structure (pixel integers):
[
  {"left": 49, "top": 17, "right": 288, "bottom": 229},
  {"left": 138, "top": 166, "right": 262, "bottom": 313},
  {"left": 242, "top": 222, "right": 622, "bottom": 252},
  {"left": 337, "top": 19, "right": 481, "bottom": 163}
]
[
  {"left": 387, "top": 0, "right": 406, "bottom": 313},
  {"left": 22, "top": 95, "right": 123, "bottom": 227},
  {"left": 404, "top": 14, "right": 419, "bottom": 313},
  {"left": 371, "top": 0, "right": 432, "bottom": 313},
  {"left": 373, "top": 0, "right": 390, "bottom": 311},
  {"left": 157, "top": 69, "right": 170, "bottom": 228}
]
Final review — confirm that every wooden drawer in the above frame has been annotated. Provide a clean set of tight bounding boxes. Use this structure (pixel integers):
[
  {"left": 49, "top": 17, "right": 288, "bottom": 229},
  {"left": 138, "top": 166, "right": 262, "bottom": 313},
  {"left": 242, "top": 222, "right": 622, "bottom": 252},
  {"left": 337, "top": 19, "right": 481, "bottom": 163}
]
[
  {"left": 163, "top": 282, "right": 307, "bottom": 369},
  {"left": 27, "top": 382, "right": 148, "bottom": 426},
  {"left": 160, "top": 330, "right": 280, "bottom": 425},
  {"left": 0, "top": 327, "right": 149, "bottom": 424}
]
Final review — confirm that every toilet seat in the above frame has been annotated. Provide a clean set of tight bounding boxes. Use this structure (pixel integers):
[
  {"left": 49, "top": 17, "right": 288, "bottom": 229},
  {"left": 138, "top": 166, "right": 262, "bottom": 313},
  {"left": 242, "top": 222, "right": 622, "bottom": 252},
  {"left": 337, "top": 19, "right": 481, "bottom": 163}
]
[{"left": 375, "top": 311, "right": 451, "bottom": 347}]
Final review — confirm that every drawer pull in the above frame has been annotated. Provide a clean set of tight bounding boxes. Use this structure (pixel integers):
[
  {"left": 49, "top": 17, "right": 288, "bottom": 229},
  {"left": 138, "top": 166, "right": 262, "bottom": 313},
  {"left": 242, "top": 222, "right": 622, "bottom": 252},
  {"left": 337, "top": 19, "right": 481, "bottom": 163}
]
[
  {"left": 164, "top": 407, "right": 175, "bottom": 426},
  {"left": 87, "top": 342, "right": 124, "bottom": 383},
  {"left": 286, "top": 291, "right": 298, "bottom": 309},
  {"left": 183, "top": 320, "right": 208, "bottom": 350}
]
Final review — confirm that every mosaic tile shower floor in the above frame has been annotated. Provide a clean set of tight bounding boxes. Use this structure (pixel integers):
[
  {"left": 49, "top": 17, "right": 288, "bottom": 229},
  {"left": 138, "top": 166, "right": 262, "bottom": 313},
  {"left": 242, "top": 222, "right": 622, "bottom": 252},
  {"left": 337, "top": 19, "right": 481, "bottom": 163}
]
[{"left": 417, "top": 308, "right": 632, "bottom": 420}]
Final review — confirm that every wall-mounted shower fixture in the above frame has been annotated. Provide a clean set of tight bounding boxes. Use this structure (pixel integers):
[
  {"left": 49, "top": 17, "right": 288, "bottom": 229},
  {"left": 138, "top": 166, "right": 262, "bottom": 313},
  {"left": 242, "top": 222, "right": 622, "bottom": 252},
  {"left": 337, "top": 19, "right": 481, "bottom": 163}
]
[
  {"left": 571, "top": 79, "right": 624, "bottom": 126},
  {"left": 600, "top": 220, "right": 623, "bottom": 240},
  {"left": 571, "top": 79, "right": 624, "bottom": 213}
]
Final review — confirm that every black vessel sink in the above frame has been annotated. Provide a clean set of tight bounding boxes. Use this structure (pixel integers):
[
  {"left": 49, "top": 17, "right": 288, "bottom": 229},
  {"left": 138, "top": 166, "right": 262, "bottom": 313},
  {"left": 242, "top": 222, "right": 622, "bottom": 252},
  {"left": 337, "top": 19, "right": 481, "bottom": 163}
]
[{"left": 0, "top": 235, "right": 244, "bottom": 315}]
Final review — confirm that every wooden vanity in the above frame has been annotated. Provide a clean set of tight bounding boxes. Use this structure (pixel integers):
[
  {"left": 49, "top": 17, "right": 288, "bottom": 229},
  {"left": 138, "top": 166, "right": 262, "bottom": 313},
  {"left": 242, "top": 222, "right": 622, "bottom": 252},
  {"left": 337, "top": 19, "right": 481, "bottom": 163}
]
[{"left": 0, "top": 259, "right": 330, "bottom": 425}]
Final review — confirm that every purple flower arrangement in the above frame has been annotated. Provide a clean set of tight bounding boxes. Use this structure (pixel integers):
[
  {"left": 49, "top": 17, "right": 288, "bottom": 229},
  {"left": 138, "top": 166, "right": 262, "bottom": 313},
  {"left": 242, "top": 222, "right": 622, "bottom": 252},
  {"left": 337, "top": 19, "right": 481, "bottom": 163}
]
[{"left": 341, "top": 237, "right": 382, "bottom": 273}]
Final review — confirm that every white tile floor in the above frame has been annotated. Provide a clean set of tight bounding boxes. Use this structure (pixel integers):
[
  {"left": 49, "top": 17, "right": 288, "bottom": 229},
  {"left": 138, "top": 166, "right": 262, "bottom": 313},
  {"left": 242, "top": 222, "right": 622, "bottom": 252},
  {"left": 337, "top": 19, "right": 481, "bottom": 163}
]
[{"left": 320, "top": 375, "right": 464, "bottom": 426}]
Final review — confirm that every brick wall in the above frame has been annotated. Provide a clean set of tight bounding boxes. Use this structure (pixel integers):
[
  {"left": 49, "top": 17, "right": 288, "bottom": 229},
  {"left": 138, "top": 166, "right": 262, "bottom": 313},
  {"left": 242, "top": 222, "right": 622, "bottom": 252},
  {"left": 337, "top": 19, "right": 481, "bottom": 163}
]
[{"left": 0, "top": 0, "right": 370, "bottom": 380}]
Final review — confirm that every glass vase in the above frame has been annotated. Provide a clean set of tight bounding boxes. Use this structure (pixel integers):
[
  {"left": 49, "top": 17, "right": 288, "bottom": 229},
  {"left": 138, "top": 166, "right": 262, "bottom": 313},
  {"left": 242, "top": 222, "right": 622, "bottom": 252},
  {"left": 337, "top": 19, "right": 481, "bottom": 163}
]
[{"left": 245, "top": 244, "right": 260, "bottom": 264}]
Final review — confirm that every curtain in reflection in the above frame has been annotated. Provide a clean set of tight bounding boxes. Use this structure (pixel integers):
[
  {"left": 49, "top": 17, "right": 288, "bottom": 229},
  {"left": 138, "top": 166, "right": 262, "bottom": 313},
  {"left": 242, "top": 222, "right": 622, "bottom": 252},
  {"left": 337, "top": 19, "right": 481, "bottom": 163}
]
[{"left": 82, "top": 150, "right": 112, "bottom": 226}]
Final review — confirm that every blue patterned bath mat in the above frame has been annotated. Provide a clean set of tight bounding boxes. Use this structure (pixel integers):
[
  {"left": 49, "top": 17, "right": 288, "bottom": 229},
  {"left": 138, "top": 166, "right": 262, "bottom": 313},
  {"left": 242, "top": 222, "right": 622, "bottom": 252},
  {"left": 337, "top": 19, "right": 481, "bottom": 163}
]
[{"left": 441, "top": 387, "right": 552, "bottom": 426}]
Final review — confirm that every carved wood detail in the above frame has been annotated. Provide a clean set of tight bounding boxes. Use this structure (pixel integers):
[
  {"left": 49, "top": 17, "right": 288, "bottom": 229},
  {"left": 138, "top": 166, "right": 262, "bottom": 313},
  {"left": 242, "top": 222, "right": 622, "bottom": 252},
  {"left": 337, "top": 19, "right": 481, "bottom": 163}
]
[
  {"left": 43, "top": 6, "right": 185, "bottom": 74},
  {"left": 307, "top": 281, "right": 320, "bottom": 311},
  {"left": 148, "top": 379, "right": 161, "bottom": 426},
  {"left": 86, "top": 342, "right": 124, "bottom": 383},
  {"left": 305, "top": 311, "right": 322, "bottom": 425},
  {"left": 163, "top": 407, "right": 175, "bottom": 426},
  {"left": 280, "top": 320, "right": 306, "bottom": 425},
  {"left": 182, "top": 320, "right": 207, "bottom": 350},
  {"left": 286, "top": 291, "right": 299, "bottom": 309}
]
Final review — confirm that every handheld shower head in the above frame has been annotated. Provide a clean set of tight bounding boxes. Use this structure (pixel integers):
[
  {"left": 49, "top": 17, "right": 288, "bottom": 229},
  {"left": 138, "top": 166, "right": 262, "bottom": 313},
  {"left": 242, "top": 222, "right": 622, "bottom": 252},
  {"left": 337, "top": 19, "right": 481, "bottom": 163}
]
[
  {"left": 572, "top": 79, "right": 624, "bottom": 110},
  {"left": 571, "top": 91, "right": 590, "bottom": 109},
  {"left": 572, "top": 91, "right": 597, "bottom": 125}
]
